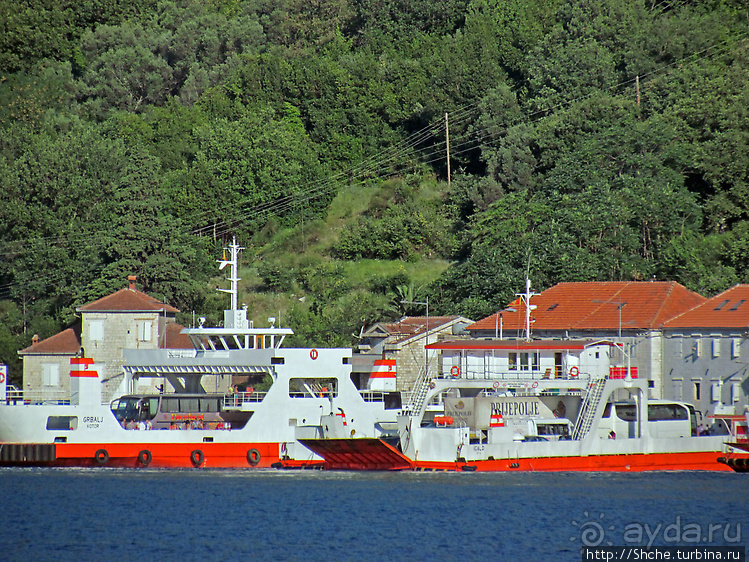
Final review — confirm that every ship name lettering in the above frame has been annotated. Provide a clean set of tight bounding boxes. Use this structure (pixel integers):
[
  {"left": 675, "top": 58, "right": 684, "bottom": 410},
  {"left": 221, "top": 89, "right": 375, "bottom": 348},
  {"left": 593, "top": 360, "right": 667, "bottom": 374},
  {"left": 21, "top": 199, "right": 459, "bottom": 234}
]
[{"left": 490, "top": 401, "right": 539, "bottom": 417}]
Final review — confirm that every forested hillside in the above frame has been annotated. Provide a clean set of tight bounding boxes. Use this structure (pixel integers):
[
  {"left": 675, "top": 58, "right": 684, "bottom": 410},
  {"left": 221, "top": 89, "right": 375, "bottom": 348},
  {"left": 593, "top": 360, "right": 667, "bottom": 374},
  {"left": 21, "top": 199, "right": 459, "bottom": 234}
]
[{"left": 1, "top": 0, "right": 748, "bottom": 383}]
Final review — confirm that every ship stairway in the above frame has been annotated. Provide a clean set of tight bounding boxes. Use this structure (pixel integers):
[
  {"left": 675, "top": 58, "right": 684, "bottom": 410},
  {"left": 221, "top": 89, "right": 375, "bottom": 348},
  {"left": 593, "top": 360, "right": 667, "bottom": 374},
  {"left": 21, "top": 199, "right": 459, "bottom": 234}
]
[
  {"left": 402, "top": 365, "right": 432, "bottom": 417},
  {"left": 571, "top": 377, "right": 606, "bottom": 440}
]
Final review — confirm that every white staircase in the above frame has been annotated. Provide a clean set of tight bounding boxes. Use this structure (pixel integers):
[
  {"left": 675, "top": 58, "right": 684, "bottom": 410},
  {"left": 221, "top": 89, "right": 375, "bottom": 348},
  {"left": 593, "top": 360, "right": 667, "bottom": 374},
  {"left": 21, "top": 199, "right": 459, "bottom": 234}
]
[
  {"left": 403, "top": 366, "right": 433, "bottom": 416},
  {"left": 572, "top": 377, "right": 607, "bottom": 440}
]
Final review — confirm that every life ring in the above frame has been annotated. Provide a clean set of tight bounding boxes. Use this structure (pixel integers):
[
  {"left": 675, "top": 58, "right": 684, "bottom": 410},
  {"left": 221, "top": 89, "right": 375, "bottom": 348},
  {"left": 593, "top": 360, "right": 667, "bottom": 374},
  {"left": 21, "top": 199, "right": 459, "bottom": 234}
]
[
  {"left": 190, "top": 449, "right": 204, "bottom": 467},
  {"left": 429, "top": 381, "right": 436, "bottom": 389},
  {"left": 247, "top": 448, "right": 261, "bottom": 466},
  {"left": 94, "top": 449, "right": 109, "bottom": 465},
  {"left": 137, "top": 450, "right": 152, "bottom": 467},
  {"left": 532, "top": 382, "right": 538, "bottom": 388},
  {"left": 450, "top": 366, "right": 460, "bottom": 377},
  {"left": 310, "top": 349, "right": 318, "bottom": 360},
  {"left": 569, "top": 366, "right": 579, "bottom": 378}
]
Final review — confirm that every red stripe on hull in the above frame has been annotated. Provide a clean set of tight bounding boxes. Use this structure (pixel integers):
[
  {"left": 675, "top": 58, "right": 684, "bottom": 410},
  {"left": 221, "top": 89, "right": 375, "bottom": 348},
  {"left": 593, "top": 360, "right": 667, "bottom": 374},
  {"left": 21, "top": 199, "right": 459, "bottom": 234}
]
[
  {"left": 3, "top": 442, "right": 282, "bottom": 469},
  {"left": 413, "top": 451, "right": 734, "bottom": 472}
]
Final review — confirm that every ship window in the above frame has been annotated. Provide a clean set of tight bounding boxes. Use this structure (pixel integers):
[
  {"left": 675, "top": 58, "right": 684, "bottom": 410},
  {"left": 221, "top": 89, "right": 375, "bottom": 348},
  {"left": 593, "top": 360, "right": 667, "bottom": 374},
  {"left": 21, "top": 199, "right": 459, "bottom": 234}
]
[
  {"left": 508, "top": 353, "right": 517, "bottom": 371},
  {"left": 519, "top": 353, "right": 529, "bottom": 370},
  {"left": 271, "top": 357, "right": 285, "bottom": 364},
  {"left": 602, "top": 403, "right": 612, "bottom": 418},
  {"left": 531, "top": 353, "right": 540, "bottom": 371},
  {"left": 289, "top": 378, "right": 338, "bottom": 398},
  {"left": 46, "top": 416, "right": 78, "bottom": 430}
]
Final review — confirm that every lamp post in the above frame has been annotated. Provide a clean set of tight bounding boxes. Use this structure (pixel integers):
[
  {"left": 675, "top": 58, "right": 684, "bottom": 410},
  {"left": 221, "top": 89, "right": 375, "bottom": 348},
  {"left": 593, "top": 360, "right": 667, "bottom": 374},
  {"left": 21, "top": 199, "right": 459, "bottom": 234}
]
[{"left": 495, "top": 307, "right": 518, "bottom": 340}]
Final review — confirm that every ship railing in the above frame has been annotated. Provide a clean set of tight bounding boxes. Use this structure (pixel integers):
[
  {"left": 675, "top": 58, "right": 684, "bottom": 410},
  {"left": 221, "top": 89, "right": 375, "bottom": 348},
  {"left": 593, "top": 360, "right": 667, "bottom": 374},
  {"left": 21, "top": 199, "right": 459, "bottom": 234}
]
[
  {"left": 222, "top": 391, "right": 267, "bottom": 408},
  {"left": 2, "top": 388, "right": 71, "bottom": 406},
  {"left": 437, "top": 368, "right": 594, "bottom": 382},
  {"left": 358, "top": 390, "right": 386, "bottom": 403}
]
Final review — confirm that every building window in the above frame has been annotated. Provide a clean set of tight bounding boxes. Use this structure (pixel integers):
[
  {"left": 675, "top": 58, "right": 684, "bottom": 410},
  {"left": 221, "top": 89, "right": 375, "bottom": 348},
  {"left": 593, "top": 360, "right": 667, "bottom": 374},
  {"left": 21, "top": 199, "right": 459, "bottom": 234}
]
[
  {"left": 692, "top": 339, "right": 702, "bottom": 358},
  {"left": 712, "top": 339, "right": 720, "bottom": 358},
  {"left": 732, "top": 338, "right": 741, "bottom": 359},
  {"left": 732, "top": 382, "right": 741, "bottom": 403},
  {"left": 42, "top": 363, "right": 60, "bottom": 386},
  {"left": 137, "top": 321, "right": 152, "bottom": 342},
  {"left": 694, "top": 382, "right": 701, "bottom": 401},
  {"left": 710, "top": 382, "right": 721, "bottom": 403},
  {"left": 672, "top": 381, "right": 683, "bottom": 401},
  {"left": 89, "top": 320, "right": 104, "bottom": 342}
]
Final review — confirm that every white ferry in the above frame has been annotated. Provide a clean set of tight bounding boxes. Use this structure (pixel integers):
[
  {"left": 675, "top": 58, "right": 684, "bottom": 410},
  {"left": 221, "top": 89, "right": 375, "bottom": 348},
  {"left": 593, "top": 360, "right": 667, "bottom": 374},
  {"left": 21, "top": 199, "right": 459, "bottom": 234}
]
[
  {"left": 298, "top": 348, "right": 749, "bottom": 472},
  {"left": 296, "top": 284, "right": 749, "bottom": 472},
  {"left": 0, "top": 240, "right": 399, "bottom": 468}
]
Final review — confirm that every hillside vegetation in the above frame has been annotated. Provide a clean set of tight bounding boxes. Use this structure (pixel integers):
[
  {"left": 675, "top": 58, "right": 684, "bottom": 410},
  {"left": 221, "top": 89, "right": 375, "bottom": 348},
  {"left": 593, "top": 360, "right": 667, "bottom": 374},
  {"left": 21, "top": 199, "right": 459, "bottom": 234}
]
[{"left": 1, "top": 0, "right": 748, "bottom": 382}]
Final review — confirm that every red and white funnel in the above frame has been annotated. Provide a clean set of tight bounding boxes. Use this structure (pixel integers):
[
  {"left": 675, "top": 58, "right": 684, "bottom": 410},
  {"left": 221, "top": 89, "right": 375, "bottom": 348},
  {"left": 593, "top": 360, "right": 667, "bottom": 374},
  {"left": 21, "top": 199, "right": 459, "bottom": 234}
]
[
  {"left": 70, "top": 357, "right": 102, "bottom": 405},
  {"left": 367, "top": 359, "right": 396, "bottom": 392}
]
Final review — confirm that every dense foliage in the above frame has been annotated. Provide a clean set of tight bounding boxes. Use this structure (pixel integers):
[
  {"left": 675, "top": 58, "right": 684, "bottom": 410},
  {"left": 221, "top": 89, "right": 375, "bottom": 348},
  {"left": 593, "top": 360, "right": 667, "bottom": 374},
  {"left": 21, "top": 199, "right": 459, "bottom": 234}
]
[{"left": 1, "top": 0, "right": 748, "bottom": 382}]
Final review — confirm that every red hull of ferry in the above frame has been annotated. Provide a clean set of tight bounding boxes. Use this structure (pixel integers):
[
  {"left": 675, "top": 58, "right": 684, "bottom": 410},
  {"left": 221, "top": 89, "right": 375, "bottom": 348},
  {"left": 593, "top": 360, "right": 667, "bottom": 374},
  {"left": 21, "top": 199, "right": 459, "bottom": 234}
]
[
  {"left": 295, "top": 438, "right": 737, "bottom": 472},
  {"left": 0, "top": 441, "right": 281, "bottom": 469}
]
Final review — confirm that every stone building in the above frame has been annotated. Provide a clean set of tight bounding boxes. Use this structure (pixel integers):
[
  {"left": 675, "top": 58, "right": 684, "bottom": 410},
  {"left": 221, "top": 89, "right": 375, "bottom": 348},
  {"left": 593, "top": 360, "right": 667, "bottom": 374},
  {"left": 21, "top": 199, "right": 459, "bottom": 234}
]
[
  {"left": 359, "top": 316, "right": 473, "bottom": 392},
  {"left": 467, "top": 281, "right": 706, "bottom": 398},
  {"left": 18, "top": 276, "right": 190, "bottom": 402},
  {"left": 662, "top": 285, "right": 749, "bottom": 417}
]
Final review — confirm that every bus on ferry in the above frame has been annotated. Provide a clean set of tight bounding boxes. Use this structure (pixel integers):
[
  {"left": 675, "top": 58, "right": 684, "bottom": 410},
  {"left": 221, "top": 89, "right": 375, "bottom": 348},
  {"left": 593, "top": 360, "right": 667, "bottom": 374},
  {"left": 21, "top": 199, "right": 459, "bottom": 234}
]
[
  {"left": 110, "top": 393, "right": 253, "bottom": 429},
  {"left": 596, "top": 400, "right": 698, "bottom": 439}
]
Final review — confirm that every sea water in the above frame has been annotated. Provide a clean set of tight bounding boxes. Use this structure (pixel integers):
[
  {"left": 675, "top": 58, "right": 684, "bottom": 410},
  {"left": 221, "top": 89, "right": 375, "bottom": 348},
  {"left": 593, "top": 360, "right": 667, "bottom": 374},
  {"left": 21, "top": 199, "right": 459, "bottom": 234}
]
[{"left": 1, "top": 468, "right": 746, "bottom": 561}]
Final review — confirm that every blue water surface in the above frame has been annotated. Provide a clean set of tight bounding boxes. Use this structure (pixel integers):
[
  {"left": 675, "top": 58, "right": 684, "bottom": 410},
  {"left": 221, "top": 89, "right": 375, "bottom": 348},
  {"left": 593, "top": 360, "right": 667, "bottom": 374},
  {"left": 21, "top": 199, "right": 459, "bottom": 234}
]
[{"left": 1, "top": 468, "right": 746, "bottom": 561}]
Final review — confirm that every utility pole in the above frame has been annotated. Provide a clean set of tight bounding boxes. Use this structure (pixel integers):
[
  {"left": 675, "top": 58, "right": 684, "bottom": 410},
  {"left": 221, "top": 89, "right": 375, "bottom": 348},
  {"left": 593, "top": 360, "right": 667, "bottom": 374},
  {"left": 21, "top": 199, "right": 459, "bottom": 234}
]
[
  {"left": 635, "top": 75, "right": 640, "bottom": 108},
  {"left": 445, "top": 113, "right": 451, "bottom": 189}
]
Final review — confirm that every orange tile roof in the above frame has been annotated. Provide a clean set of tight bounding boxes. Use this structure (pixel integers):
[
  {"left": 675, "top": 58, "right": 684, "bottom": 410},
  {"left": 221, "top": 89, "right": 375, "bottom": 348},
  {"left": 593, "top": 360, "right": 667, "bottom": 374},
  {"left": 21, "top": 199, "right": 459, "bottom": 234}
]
[
  {"left": 161, "top": 323, "right": 194, "bottom": 349},
  {"left": 664, "top": 285, "right": 749, "bottom": 329},
  {"left": 78, "top": 287, "right": 179, "bottom": 313},
  {"left": 18, "top": 322, "right": 82, "bottom": 355},
  {"left": 468, "top": 281, "right": 706, "bottom": 333}
]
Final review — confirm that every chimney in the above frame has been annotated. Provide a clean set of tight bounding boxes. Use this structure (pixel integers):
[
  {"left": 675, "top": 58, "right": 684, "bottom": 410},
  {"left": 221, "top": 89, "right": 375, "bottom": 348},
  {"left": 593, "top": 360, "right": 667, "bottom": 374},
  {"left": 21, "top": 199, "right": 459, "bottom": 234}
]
[
  {"left": 32, "top": 334, "right": 40, "bottom": 346},
  {"left": 128, "top": 275, "right": 137, "bottom": 290}
]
